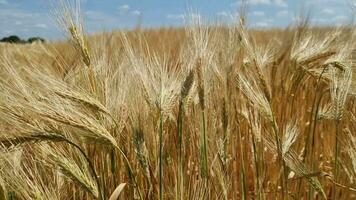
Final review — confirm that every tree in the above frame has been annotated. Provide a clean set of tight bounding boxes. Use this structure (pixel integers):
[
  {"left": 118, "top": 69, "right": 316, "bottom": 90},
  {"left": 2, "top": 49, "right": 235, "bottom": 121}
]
[
  {"left": 28, "top": 37, "right": 45, "bottom": 43},
  {"left": 0, "top": 35, "right": 23, "bottom": 43}
]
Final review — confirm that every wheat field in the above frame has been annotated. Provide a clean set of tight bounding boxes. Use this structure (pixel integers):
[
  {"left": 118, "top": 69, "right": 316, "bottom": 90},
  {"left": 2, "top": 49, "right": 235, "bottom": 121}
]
[{"left": 0, "top": 2, "right": 356, "bottom": 200}]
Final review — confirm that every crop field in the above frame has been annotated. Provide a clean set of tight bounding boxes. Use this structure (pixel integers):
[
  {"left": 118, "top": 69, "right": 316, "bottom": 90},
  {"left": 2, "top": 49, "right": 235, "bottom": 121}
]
[{"left": 0, "top": 2, "right": 356, "bottom": 200}]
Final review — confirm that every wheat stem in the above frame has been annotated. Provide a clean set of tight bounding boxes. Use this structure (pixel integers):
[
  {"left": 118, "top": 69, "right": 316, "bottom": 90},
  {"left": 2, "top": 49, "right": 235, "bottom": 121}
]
[
  {"left": 271, "top": 119, "right": 288, "bottom": 199},
  {"left": 177, "top": 101, "right": 184, "bottom": 200},
  {"left": 159, "top": 112, "right": 164, "bottom": 200},
  {"left": 201, "top": 109, "right": 209, "bottom": 179},
  {"left": 238, "top": 121, "right": 247, "bottom": 200},
  {"left": 332, "top": 120, "right": 341, "bottom": 200}
]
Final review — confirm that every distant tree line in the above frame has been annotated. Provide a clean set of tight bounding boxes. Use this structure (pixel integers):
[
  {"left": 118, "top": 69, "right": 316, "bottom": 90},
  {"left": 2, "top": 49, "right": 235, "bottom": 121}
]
[{"left": 0, "top": 35, "right": 45, "bottom": 44}]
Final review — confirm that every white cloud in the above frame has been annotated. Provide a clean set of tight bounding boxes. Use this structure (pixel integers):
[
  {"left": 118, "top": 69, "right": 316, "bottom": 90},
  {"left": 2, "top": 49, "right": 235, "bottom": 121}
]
[
  {"left": 34, "top": 24, "right": 48, "bottom": 29},
  {"left": 119, "top": 4, "right": 130, "bottom": 12},
  {"left": 313, "top": 18, "right": 328, "bottom": 24},
  {"left": 321, "top": 8, "right": 334, "bottom": 15},
  {"left": 230, "top": 0, "right": 270, "bottom": 6},
  {"left": 0, "top": 9, "right": 39, "bottom": 19},
  {"left": 277, "top": 10, "right": 288, "bottom": 16},
  {"left": 217, "top": 11, "right": 228, "bottom": 17},
  {"left": 233, "top": 0, "right": 287, "bottom": 7},
  {"left": 274, "top": 0, "right": 288, "bottom": 7},
  {"left": 3, "top": 30, "right": 13, "bottom": 34},
  {"left": 84, "top": 10, "right": 121, "bottom": 27},
  {"left": 306, "top": 0, "right": 345, "bottom": 6},
  {"left": 264, "top": 18, "right": 274, "bottom": 23},
  {"left": 167, "top": 14, "right": 184, "bottom": 20},
  {"left": 248, "top": 0, "right": 271, "bottom": 5},
  {"left": 85, "top": 11, "right": 105, "bottom": 19},
  {"left": 253, "top": 11, "right": 265, "bottom": 16},
  {"left": 255, "top": 22, "right": 269, "bottom": 27},
  {"left": 118, "top": 4, "right": 141, "bottom": 17},
  {"left": 131, "top": 10, "right": 141, "bottom": 16},
  {"left": 333, "top": 15, "right": 348, "bottom": 22},
  {"left": 254, "top": 18, "right": 274, "bottom": 27},
  {"left": 292, "top": 16, "right": 302, "bottom": 22},
  {"left": 0, "top": 7, "right": 60, "bottom": 39}
]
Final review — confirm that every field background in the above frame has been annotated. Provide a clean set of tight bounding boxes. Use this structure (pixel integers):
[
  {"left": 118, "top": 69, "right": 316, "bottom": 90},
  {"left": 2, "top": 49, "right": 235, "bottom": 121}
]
[{"left": 0, "top": 12, "right": 356, "bottom": 200}]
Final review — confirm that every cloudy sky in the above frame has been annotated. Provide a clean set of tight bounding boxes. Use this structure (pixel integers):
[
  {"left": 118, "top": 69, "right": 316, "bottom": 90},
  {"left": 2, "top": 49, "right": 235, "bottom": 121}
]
[{"left": 0, "top": 0, "right": 354, "bottom": 40}]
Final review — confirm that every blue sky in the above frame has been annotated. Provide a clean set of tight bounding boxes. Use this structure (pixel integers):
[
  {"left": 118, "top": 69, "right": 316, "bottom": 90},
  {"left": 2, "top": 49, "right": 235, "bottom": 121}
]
[{"left": 0, "top": 0, "right": 354, "bottom": 40}]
